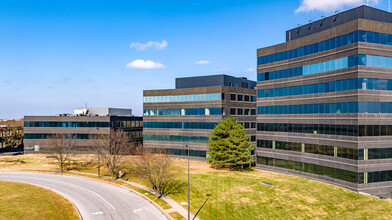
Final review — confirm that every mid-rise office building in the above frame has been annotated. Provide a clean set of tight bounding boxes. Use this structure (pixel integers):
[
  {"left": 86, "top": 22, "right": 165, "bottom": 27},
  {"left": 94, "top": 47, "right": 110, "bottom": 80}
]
[
  {"left": 24, "top": 107, "right": 143, "bottom": 152},
  {"left": 143, "top": 74, "right": 257, "bottom": 160},
  {"left": 256, "top": 5, "right": 392, "bottom": 197}
]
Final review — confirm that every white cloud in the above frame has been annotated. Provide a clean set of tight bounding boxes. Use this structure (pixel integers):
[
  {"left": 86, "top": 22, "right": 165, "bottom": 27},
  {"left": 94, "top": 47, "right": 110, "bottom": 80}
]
[
  {"left": 245, "top": 68, "right": 254, "bottom": 73},
  {"left": 295, "top": 0, "right": 380, "bottom": 13},
  {"left": 213, "top": 68, "right": 228, "bottom": 73},
  {"left": 194, "top": 60, "right": 210, "bottom": 65},
  {"left": 130, "top": 40, "right": 168, "bottom": 50},
  {"left": 125, "top": 59, "right": 166, "bottom": 69}
]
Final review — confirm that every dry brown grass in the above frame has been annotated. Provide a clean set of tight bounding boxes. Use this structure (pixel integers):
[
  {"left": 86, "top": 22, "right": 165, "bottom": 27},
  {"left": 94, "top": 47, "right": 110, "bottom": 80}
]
[{"left": 2, "top": 154, "right": 392, "bottom": 220}]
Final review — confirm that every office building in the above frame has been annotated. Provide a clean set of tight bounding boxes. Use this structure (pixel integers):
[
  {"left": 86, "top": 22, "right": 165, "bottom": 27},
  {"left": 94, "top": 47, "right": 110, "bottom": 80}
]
[
  {"left": 24, "top": 107, "right": 142, "bottom": 152},
  {"left": 256, "top": 5, "right": 392, "bottom": 197},
  {"left": 143, "top": 74, "right": 257, "bottom": 160}
]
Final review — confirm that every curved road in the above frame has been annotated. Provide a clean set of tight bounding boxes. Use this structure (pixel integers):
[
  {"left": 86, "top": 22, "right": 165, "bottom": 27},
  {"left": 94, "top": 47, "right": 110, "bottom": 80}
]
[{"left": 0, "top": 172, "right": 167, "bottom": 220}]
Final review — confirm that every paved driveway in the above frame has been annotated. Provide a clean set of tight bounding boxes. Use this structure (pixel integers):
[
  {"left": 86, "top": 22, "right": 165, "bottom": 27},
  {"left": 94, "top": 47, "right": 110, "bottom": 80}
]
[{"left": 0, "top": 172, "right": 167, "bottom": 220}]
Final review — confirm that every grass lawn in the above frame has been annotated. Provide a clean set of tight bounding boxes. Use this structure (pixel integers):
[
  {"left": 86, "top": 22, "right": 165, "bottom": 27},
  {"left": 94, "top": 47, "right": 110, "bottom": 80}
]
[
  {"left": 2, "top": 154, "right": 392, "bottom": 220},
  {"left": 0, "top": 180, "right": 79, "bottom": 220}
]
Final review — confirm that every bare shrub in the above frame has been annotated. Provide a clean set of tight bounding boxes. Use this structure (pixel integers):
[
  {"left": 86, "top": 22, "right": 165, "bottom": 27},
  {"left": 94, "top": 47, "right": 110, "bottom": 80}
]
[
  {"left": 95, "top": 129, "right": 129, "bottom": 179},
  {"left": 131, "top": 147, "right": 183, "bottom": 197},
  {"left": 45, "top": 134, "right": 75, "bottom": 173}
]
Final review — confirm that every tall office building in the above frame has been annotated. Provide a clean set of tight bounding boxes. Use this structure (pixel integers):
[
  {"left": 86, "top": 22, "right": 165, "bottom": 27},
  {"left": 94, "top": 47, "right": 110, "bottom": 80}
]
[
  {"left": 143, "top": 74, "right": 257, "bottom": 160},
  {"left": 256, "top": 5, "right": 392, "bottom": 197},
  {"left": 24, "top": 107, "right": 143, "bottom": 152}
]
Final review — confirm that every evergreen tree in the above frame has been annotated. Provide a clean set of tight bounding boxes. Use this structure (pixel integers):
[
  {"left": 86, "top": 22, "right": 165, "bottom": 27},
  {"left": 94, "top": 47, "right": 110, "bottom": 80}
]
[{"left": 207, "top": 117, "right": 255, "bottom": 171}]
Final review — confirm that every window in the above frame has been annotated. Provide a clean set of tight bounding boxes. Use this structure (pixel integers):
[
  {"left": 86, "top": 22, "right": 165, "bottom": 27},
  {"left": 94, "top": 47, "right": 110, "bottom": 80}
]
[
  {"left": 251, "top": 96, "right": 256, "bottom": 102},
  {"left": 230, "top": 94, "right": 236, "bottom": 101},
  {"left": 251, "top": 109, "right": 256, "bottom": 115},
  {"left": 257, "top": 156, "right": 359, "bottom": 183},
  {"left": 144, "top": 108, "right": 224, "bottom": 116},
  {"left": 144, "top": 93, "right": 223, "bottom": 103},
  {"left": 251, "top": 136, "right": 256, "bottom": 142},
  {"left": 237, "top": 94, "right": 243, "bottom": 101},
  {"left": 237, "top": 108, "right": 243, "bottom": 115},
  {"left": 260, "top": 53, "right": 392, "bottom": 82},
  {"left": 251, "top": 122, "right": 256, "bottom": 128},
  {"left": 245, "top": 95, "right": 250, "bottom": 102},
  {"left": 230, "top": 108, "right": 236, "bottom": 115},
  {"left": 245, "top": 109, "right": 250, "bottom": 115},
  {"left": 244, "top": 122, "right": 250, "bottom": 129},
  {"left": 24, "top": 121, "right": 110, "bottom": 128},
  {"left": 144, "top": 122, "right": 217, "bottom": 129}
]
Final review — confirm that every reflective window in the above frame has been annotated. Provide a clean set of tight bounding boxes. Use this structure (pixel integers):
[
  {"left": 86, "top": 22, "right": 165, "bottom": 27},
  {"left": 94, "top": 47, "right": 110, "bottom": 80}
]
[
  {"left": 143, "top": 134, "right": 209, "bottom": 143},
  {"left": 24, "top": 121, "right": 110, "bottom": 128},
  {"left": 237, "top": 94, "right": 243, "bottom": 101},
  {"left": 251, "top": 96, "right": 257, "bottom": 102},
  {"left": 144, "top": 108, "right": 225, "bottom": 116},
  {"left": 257, "top": 123, "right": 392, "bottom": 137},
  {"left": 148, "top": 148, "right": 206, "bottom": 158},
  {"left": 25, "top": 133, "right": 95, "bottom": 139},
  {"left": 251, "top": 109, "right": 256, "bottom": 115},
  {"left": 257, "top": 54, "right": 392, "bottom": 81},
  {"left": 245, "top": 95, "right": 250, "bottom": 102},
  {"left": 256, "top": 140, "right": 384, "bottom": 160},
  {"left": 244, "top": 109, "right": 250, "bottom": 115},
  {"left": 144, "top": 93, "right": 223, "bottom": 103},
  {"left": 244, "top": 122, "right": 250, "bottom": 129},
  {"left": 144, "top": 122, "right": 217, "bottom": 130},
  {"left": 257, "top": 102, "right": 392, "bottom": 114},
  {"left": 257, "top": 78, "right": 392, "bottom": 98},
  {"left": 257, "top": 30, "right": 392, "bottom": 65},
  {"left": 257, "top": 156, "right": 359, "bottom": 183}
]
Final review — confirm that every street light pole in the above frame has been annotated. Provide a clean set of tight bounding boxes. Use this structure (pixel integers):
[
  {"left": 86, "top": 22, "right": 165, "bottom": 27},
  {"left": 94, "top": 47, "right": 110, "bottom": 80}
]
[{"left": 187, "top": 144, "right": 190, "bottom": 220}]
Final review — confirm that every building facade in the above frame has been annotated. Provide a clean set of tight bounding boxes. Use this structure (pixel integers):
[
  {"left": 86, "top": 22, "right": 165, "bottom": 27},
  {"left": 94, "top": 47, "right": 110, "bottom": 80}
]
[
  {"left": 24, "top": 108, "right": 142, "bottom": 152},
  {"left": 143, "top": 75, "right": 257, "bottom": 160},
  {"left": 256, "top": 5, "right": 392, "bottom": 197}
]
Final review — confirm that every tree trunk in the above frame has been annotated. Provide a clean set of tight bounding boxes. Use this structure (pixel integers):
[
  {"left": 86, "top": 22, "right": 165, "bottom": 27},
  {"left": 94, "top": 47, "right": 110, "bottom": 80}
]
[{"left": 60, "top": 162, "right": 63, "bottom": 173}]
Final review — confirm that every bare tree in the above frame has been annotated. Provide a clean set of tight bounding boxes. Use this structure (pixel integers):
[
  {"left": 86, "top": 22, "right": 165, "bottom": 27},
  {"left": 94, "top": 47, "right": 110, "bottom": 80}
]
[
  {"left": 46, "top": 134, "right": 75, "bottom": 173},
  {"left": 1, "top": 126, "right": 23, "bottom": 152},
  {"left": 96, "top": 129, "right": 129, "bottom": 180},
  {"left": 132, "top": 147, "right": 182, "bottom": 197}
]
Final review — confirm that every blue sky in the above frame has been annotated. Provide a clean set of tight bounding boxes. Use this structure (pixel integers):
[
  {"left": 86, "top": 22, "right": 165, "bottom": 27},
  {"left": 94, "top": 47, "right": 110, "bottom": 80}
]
[{"left": 1, "top": 0, "right": 390, "bottom": 119}]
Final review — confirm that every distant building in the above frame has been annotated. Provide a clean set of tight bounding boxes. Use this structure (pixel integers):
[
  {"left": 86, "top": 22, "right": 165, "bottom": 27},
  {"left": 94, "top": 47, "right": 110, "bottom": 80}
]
[
  {"left": 143, "top": 74, "right": 257, "bottom": 160},
  {"left": 256, "top": 5, "right": 392, "bottom": 197},
  {"left": 24, "top": 108, "right": 142, "bottom": 152}
]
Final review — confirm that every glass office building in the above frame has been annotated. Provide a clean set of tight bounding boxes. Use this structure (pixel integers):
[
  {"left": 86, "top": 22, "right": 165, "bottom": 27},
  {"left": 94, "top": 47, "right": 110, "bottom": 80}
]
[
  {"left": 143, "top": 74, "right": 256, "bottom": 160},
  {"left": 256, "top": 5, "right": 392, "bottom": 198},
  {"left": 23, "top": 108, "right": 143, "bottom": 152}
]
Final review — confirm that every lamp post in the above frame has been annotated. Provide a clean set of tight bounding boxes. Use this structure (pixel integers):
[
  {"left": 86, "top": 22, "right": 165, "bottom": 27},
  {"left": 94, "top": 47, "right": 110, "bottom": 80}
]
[{"left": 187, "top": 144, "right": 190, "bottom": 220}]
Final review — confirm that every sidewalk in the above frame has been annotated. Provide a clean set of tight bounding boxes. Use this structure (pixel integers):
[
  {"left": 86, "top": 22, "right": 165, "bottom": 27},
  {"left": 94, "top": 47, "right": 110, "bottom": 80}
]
[{"left": 67, "top": 170, "right": 199, "bottom": 220}]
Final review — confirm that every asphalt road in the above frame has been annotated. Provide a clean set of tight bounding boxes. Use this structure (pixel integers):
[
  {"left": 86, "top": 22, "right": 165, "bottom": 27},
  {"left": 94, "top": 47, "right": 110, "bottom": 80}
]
[{"left": 0, "top": 172, "right": 168, "bottom": 220}]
